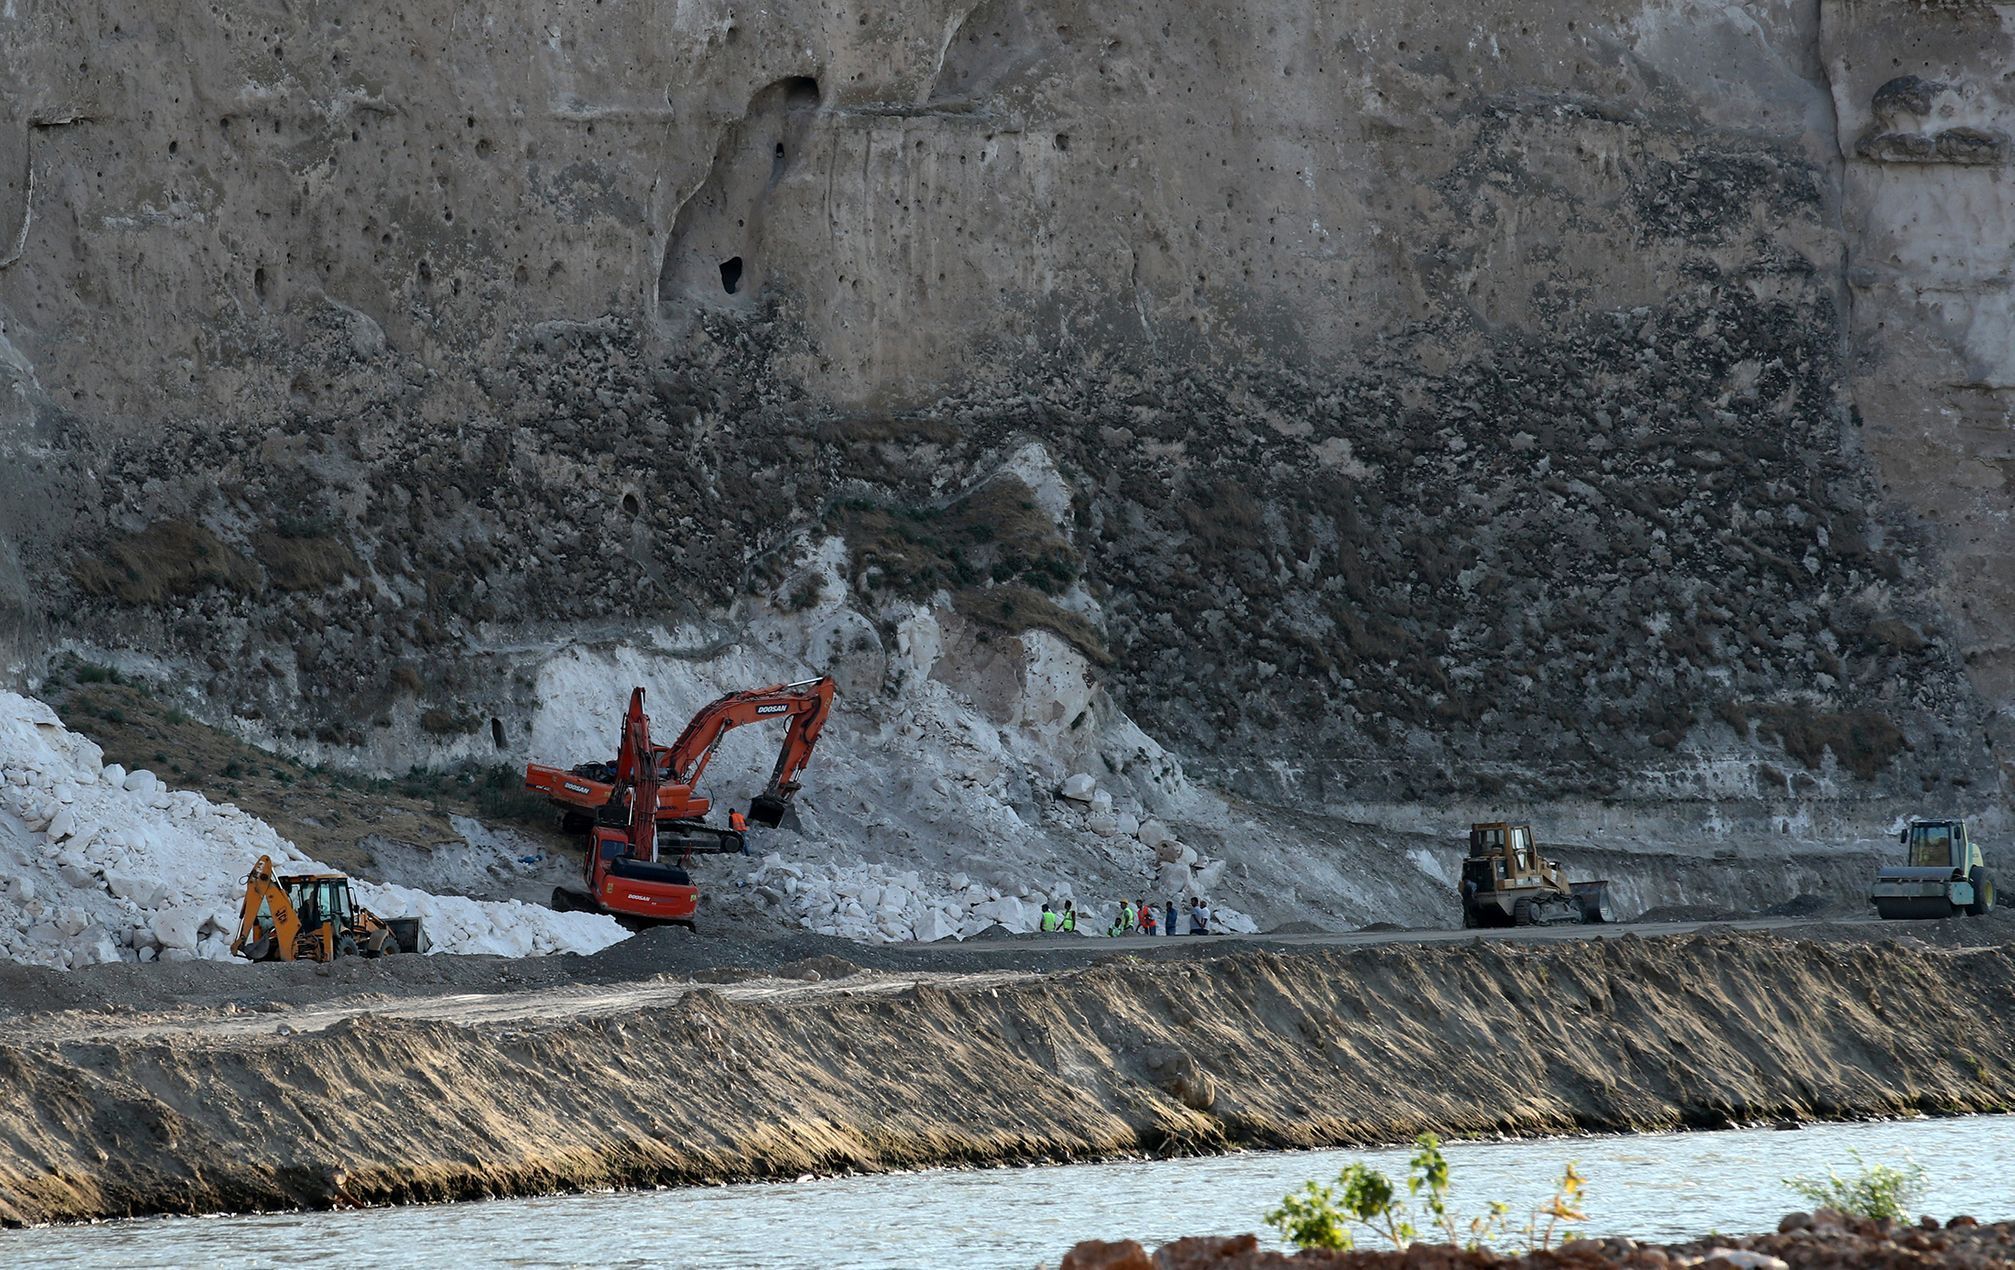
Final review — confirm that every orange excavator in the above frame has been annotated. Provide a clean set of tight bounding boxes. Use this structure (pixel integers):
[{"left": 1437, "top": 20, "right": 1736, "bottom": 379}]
[{"left": 528, "top": 677, "right": 835, "bottom": 924}]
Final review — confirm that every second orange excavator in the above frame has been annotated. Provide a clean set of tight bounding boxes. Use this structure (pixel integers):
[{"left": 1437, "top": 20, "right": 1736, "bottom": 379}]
[{"left": 526, "top": 677, "right": 835, "bottom": 924}]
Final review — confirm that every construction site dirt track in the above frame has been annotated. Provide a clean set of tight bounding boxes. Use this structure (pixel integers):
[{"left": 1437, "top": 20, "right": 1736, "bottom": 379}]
[{"left": 2, "top": 918, "right": 2013, "bottom": 1227}]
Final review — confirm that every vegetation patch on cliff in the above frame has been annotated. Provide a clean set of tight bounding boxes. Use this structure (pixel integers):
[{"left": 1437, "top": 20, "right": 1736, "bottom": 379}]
[
  {"left": 71, "top": 520, "right": 258, "bottom": 606},
  {"left": 1715, "top": 702, "right": 1910, "bottom": 781}
]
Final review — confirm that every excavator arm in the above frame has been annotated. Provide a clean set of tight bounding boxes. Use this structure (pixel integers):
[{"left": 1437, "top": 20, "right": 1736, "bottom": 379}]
[
  {"left": 658, "top": 676, "right": 836, "bottom": 826},
  {"left": 618, "top": 685, "right": 660, "bottom": 856},
  {"left": 527, "top": 677, "right": 837, "bottom": 831}
]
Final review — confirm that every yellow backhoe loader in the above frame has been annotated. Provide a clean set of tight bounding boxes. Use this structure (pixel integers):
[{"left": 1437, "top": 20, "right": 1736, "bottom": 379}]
[{"left": 230, "top": 855, "right": 427, "bottom": 962}]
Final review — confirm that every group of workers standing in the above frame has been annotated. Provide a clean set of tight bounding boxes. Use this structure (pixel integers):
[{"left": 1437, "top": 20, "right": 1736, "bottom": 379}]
[{"left": 1036, "top": 897, "right": 1212, "bottom": 936}]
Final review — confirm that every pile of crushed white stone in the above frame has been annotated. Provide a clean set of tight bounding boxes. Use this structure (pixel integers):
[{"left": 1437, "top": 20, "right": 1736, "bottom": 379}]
[
  {"left": 742, "top": 849, "right": 1259, "bottom": 943},
  {"left": 0, "top": 692, "right": 628, "bottom": 969}
]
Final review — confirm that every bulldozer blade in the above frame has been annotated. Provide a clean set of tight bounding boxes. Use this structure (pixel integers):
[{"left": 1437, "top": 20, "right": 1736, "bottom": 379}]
[
  {"left": 747, "top": 794, "right": 791, "bottom": 828},
  {"left": 1571, "top": 880, "right": 1615, "bottom": 924}
]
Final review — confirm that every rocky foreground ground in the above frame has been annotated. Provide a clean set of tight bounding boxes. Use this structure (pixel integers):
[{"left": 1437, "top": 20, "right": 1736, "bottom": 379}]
[
  {"left": 0, "top": 925, "right": 2011, "bottom": 1226},
  {"left": 1062, "top": 1212, "right": 2015, "bottom": 1268}
]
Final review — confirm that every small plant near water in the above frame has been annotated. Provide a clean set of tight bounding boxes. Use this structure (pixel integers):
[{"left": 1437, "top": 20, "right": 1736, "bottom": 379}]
[
  {"left": 1784, "top": 1150, "right": 1926, "bottom": 1222},
  {"left": 1265, "top": 1134, "right": 1586, "bottom": 1253}
]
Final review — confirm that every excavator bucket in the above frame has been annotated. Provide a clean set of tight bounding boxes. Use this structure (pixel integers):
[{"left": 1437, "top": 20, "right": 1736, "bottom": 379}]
[{"left": 747, "top": 794, "right": 791, "bottom": 828}]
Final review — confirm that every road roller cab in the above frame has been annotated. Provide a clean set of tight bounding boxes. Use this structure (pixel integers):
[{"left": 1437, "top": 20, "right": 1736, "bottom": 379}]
[{"left": 1870, "top": 819, "right": 1996, "bottom": 920}]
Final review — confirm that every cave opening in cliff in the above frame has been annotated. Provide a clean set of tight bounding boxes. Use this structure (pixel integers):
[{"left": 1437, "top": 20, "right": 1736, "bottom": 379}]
[
  {"left": 781, "top": 76, "right": 821, "bottom": 108},
  {"left": 491, "top": 717, "right": 506, "bottom": 750},
  {"left": 720, "top": 257, "right": 743, "bottom": 294},
  {"left": 621, "top": 492, "right": 640, "bottom": 518}
]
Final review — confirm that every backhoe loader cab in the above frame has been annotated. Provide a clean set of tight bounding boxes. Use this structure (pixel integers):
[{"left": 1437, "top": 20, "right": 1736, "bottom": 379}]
[
  {"left": 1871, "top": 819, "right": 1997, "bottom": 920},
  {"left": 289, "top": 875, "right": 356, "bottom": 934},
  {"left": 1459, "top": 821, "right": 1612, "bottom": 928}
]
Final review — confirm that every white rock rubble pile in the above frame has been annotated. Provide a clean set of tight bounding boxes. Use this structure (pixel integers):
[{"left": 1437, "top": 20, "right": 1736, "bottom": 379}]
[
  {"left": 0, "top": 692, "right": 627, "bottom": 969},
  {"left": 743, "top": 851, "right": 1257, "bottom": 942}
]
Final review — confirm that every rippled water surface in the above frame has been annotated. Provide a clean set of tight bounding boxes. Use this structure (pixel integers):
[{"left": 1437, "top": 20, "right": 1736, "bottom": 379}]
[{"left": 10, "top": 1116, "right": 2013, "bottom": 1268}]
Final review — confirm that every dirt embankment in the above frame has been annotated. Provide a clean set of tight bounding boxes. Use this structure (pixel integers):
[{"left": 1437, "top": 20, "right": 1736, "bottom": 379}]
[{"left": 2, "top": 932, "right": 2013, "bottom": 1226}]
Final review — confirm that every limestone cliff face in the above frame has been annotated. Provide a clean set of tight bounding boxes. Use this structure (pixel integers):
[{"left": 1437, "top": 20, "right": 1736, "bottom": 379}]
[
  {"left": 0, "top": 0, "right": 2007, "bottom": 819},
  {"left": 1822, "top": 0, "right": 2015, "bottom": 797}
]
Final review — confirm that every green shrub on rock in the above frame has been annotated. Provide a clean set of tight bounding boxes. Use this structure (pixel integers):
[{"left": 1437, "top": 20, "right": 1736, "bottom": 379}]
[
  {"left": 1784, "top": 1151, "right": 1925, "bottom": 1222},
  {"left": 1265, "top": 1134, "right": 1579, "bottom": 1253}
]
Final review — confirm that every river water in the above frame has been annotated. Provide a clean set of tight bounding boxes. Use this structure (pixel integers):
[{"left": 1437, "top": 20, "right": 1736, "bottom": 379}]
[{"left": 9, "top": 1116, "right": 2013, "bottom": 1267}]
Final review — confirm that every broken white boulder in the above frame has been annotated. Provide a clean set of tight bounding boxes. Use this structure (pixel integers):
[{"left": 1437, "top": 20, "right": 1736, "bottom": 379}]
[
  {"left": 1194, "top": 858, "right": 1227, "bottom": 893},
  {"left": 150, "top": 907, "right": 204, "bottom": 953},
  {"left": 69, "top": 928, "right": 123, "bottom": 967},
  {"left": 1138, "top": 818, "right": 1172, "bottom": 850},
  {"left": 1116, "top": 811, "right": 1141, "bottom": 837},
  {"left": 1214, "top": 908, "right": 1260, "bottom": 935},
  {"left": 973, "top": 896, "right": 1032, "bottom": 931},
  {"left": 914, "top": 909, "right": 956, "bottom": 943},
  {"left": 1059, "top": 773, "right": 1098, "bottom": 803},
  {"left": 104, "top": 872, "right": 167, "bottom": 909},
  {"left": 893, "top": 609, "right": 943, "bottom": 679}
]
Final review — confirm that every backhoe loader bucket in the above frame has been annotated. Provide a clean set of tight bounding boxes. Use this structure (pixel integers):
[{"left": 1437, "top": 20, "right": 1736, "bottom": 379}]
[
  {"left": 747, "top": 794, "right": 790, "bottom": 828},
  {"left": 384, "top": 917, "right": 429, "bottom": 954}
]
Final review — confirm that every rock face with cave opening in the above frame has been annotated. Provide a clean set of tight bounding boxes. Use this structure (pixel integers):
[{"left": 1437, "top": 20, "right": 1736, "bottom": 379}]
[{"left": 1, "top": 0, "right": 2011, "bottom": 829}]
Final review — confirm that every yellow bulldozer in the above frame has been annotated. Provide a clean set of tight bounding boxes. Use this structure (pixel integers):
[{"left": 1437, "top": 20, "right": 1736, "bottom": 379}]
[
  {"left": 230, "top": 855, "right": 427, "bottom": 962},
  {"left": 1458, "top": 822, "right": 1613, "bottom": 927}
]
